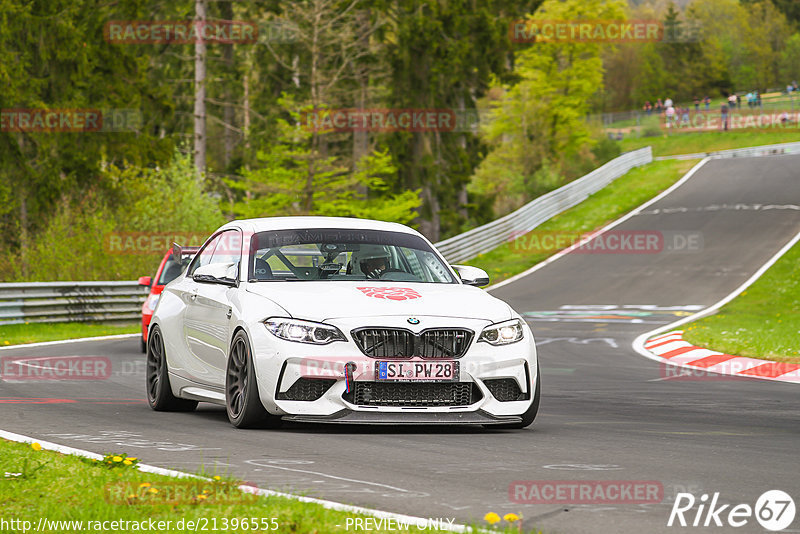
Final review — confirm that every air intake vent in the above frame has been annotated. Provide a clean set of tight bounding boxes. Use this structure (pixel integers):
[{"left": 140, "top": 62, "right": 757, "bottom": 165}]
[
  {"left": 275, "top": 378, "right": 335, "bottom": 401},
  {"left": 345, "top": 381, "right": 481, "bottom": 407},
  {"left": 352, "top": 328, "right": 473, "bottom": 359}
]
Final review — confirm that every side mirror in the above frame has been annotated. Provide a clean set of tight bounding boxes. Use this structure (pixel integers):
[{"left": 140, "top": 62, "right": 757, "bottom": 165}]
[
  {"left": 138, "top": 276, "right": 152, "bottom": 287},
  {"left": 193, "top": 262, "right": 238, "bottom": 287},
  {"left": 451, "top": 265, "right": 490, "bottom": 287},
  {"left": 171, "top": 243, "right": 183, "bottom": 264}
]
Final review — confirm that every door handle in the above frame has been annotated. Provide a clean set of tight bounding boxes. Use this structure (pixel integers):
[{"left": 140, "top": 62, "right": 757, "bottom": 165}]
[
  {"left": 226, "top": 308, "right": 232, "bottom": 319},
  {"left": 189, "top": 292, "right": 197, "bottom": 301}
]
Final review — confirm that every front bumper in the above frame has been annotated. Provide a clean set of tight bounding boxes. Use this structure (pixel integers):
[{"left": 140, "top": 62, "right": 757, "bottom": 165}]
[
  {"left": 282, "top": 410, "right": 522, "bottom": 425},
  {"left": 249, "top": 315, "right": 538, "bottom": 421}
]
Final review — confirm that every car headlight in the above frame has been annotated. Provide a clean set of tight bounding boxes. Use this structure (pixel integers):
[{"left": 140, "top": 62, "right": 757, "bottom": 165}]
[
  {"left": 264, "top": 318, "right": 346, "bottom": 345},
  {"left": 146, "top": 294, "right": 160, "bottom": 311},
  {"left": 478, "top": 319, "right": 524, "bottom": 345}
]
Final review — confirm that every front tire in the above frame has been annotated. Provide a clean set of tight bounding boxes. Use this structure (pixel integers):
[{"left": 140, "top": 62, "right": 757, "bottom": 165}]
[
  {"left": 225, "top": 331, "right": 281, "bottom": 429},
  {"left": 146, "top": 325, "right": 198, "bottom": 412}
]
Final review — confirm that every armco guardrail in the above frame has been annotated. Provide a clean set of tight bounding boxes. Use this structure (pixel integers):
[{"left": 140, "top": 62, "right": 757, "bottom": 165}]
[
  {"left": 17, "top": 139, "right": 797, "bottom": 325},
  {"left": 0, "top": 281, "right": 148, "bottom": 325},
  {"left": 654, "top": 141, "right": 800, "bottom": 161},
  {"left": 434, "top": 147, "right": 653, "bottom": 263}
]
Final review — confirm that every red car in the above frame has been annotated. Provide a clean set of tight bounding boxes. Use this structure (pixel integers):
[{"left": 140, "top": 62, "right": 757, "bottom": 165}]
[{"left": 138, "top": 246, "right": 199, "bottom": 352}]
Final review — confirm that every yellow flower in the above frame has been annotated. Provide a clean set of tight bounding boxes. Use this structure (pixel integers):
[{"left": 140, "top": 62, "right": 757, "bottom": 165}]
[
  {"left": 484, "top": 512, "right": 501, "bottom": 525},
  {"left": 148, "top": 488, "right": 158, "bottom": 494},
  {"left": 126, "top": 457, "right": 137, "bottom": 461},
  {"left": 139, "top": 482, "right": 151, "bottom": 489},
  {"left": 112, "top": 456, "right": 123, "bottom": 462},
  {"left": 196, "top": 494, "right": 208, "bottom": 501},
  {"left": 128, "top": 494, "right": 137, "bottom": 499},
  {"left": 123, "top": 460, "right": 133, "bottom": 466},
  {"left": 212, "top": 476, "right": 222, "bottom": 481},
  {"left": 202, "top": 489, "right": 210, "bottom": 494},
  {"left": 31, "top": 443, "right": 42, "bottom": 451},
  {"left": 3, "top": 341, "right": 9, "bottom": 345},
  {"left": 504, "top": 513, "right": 520, "bottom": 522}
]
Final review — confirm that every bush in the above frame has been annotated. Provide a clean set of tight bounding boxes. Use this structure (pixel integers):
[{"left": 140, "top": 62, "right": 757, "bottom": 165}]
[{"left": 5, "top": 150, "right": 225, "bottom": 281}]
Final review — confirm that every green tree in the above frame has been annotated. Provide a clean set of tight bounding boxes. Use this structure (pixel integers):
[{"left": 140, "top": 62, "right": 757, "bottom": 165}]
[
  {"left": 226, "top": 97, "right": 419, "bottom": 224},
  {"left": 470, "top": 0, "right": 625, "bottom": 216}
]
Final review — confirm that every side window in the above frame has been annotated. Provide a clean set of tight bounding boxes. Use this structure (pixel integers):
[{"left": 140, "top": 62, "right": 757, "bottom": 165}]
[
  {"left": 210, "top": 230, "right": 242, "bottom": 266},
  {"left": 187, "top": 234, "right": 222, "bottom": 277}
]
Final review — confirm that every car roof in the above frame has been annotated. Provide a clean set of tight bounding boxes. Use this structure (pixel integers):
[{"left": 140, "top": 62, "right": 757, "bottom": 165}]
[{"left": 218, "top": 216, "right": 422, "bottom": 237}]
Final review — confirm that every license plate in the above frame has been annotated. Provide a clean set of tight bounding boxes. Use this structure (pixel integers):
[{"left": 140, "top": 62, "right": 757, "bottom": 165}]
[{"left": 375, "top": 361, "right": 459, "bottom": 382}]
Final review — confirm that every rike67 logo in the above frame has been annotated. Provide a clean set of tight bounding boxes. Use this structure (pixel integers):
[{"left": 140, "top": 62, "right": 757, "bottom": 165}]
[{"left": 668, "top": 490, "right": 795, "bottom": 531}]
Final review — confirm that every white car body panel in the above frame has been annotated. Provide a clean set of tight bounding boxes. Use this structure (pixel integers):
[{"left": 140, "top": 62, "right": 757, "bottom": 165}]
[{"left": 151, "top": 216, "right": 539, "bottom": 425}]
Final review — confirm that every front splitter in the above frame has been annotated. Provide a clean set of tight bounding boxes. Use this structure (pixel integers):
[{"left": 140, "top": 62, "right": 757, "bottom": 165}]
[{"left": 281, "top": 409, "right": 521, "bottom": 425}]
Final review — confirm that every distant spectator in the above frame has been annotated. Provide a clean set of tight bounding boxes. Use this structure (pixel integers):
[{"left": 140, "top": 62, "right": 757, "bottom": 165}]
[
  {"left": 787, "top": 84, "right": 794, "bottom": 94},
  {"left": 693, "top": 97, "right": 700, "bottom": 111},
  {"left": 681, "top": 107, "right": 690, "bottom": 127},
  {"left": 756, "top": 91, "right": 761, "bottom": 108},
  {"left": 665, "top": 105, "right": 676, "bottom": 128},
  {"left": 704, "top": 96, "right": 711, "bottom": 111},
  {"left": 736, "top": 94, "right": 741, "bottom": 108},
  {"left": 656, "top": 99, "right": 664, "bottom": 113},
  {"left": 643, "top": 101, "right": 652, "bottom": 115},
  {"left": 728, "top": 94, "right": 737, "bottom": 109},
  {"left": 721, "top": 103, "right": 729, "bottom": 131},
  {"left": 664, "top": 97, "right": 673, "bottom": 108}
]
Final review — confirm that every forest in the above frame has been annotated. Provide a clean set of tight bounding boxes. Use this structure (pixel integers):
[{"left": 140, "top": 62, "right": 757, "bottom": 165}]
[{"left": 1, "top": 0, "right": 798, "bottom": 281}]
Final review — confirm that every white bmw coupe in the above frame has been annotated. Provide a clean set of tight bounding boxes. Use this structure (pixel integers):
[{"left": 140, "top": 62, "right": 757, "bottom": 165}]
[{"left": 146, "top": 217, "right": 540, "bottom": 429}]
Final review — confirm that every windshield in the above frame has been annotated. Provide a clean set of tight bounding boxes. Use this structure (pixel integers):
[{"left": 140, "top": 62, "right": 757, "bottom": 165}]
[{"left": 248, "top": 228, "right": 456, "bottom": 284}]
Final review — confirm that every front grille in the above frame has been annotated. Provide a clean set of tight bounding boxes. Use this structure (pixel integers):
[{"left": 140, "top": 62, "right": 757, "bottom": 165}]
[
  {"left": 352, "top": 328, "right": 473, "bottom": 359},
  {"left": 346, "top": 381, "right": 481, "bottom": 407},
  {"left": 275, "top": 378, "right": 335, "bottom": 401},
  {"left": 484, "top": 378, "right": 529, "bottom": 402}
]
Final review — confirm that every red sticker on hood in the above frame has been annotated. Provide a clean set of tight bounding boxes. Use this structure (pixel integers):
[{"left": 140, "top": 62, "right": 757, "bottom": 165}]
[{"left": 357, "top": 287, "right": 422, "bottom": 301}]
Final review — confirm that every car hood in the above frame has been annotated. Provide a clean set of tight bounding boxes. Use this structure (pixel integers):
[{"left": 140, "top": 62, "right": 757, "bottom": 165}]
[{"left": 245, "top": 282, "right": 513, "bottom": 322}]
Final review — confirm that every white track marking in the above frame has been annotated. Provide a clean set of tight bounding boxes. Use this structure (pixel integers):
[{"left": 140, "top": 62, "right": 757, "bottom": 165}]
[
  {"left": 0, "top": 334, "right": 138, "bottom": 351},
  {"left": 487, "top": 157, "right": 710, "bottom": 291},
  {"left": 0, "top": 429, "right": 475, "bottom": 532},
  {"left": 244, "top": 459, "right": 425, "bottom": 495},
  {"left": 632, "top": 229, "right": 800, "bottom": 381}
]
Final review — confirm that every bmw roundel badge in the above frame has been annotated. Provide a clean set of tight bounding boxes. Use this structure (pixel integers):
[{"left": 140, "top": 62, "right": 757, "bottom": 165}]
[{"left": 407, "top": 317, "right": 420, "bottom": 325}]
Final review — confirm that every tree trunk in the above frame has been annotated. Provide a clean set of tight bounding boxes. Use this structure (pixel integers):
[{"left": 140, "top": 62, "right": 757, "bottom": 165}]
[
  {"left": 221, "top": 0, "right": 235, "bottom": 170},
  {"left": 352, "top": 9, "right": 370, "bottom": 190},
  {"left": 194, "top": 0, "right": 207, "bottom": 177},
  {"left": 19, "top": 191, "right": 28, "bottom": 279}
]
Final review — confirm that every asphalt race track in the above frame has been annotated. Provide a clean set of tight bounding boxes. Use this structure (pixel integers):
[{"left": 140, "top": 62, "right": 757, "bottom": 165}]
[{"left": 2, "top": 156, "right": 799, "bottom": 533}]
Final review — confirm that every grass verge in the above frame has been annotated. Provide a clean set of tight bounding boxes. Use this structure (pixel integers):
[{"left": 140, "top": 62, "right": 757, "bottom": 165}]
[
  {"left": 0, "top": 438, "right": 533, "bottom": 533},
  {"left": 682, "top": 240, "right": 800, "bottom": 364},
  {"left": 0, "top": 322, "right": 139, "bottom": 347},
  {"left": 469, "top": 159, "right": 699, "bottom": 285},
  {"left": 618, "top": 130, "right": 800, "bottom": 157}
]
